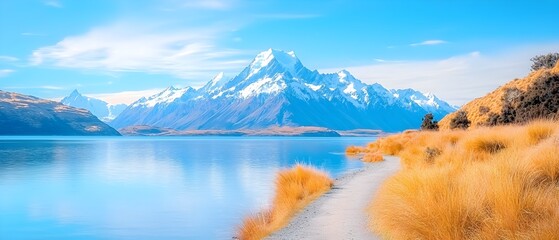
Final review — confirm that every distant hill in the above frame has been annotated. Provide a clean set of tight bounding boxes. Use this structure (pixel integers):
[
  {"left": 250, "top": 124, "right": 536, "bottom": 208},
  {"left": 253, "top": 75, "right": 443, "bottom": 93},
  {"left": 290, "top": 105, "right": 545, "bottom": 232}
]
[
  {"left": 119, "top": 125, "right": 342, "bottom": 137},
  {"left": 61, "top": 89, "right": 127, "bottom": 122},
  {"left": 112, "top": 49, "right": 455, "bottom": 132},
  {"left": 439, "top": 62, "right": 559, "bottom": 128},
  {"left": 0, "top": 90, "right": 121, "bottom": 135}
]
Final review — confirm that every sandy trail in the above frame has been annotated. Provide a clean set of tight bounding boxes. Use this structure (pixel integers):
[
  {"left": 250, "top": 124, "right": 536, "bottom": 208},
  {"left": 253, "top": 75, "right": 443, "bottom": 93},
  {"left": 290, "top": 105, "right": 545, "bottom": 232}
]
[{"left": 267, "top": 156, "right": 400, "bottom": 240}]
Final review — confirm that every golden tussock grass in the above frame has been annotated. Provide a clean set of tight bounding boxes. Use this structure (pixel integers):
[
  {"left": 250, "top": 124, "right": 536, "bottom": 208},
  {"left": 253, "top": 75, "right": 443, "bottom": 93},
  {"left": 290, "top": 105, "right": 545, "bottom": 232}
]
[
  {"left": 345, "top": 145, "right": 366, "bottom": 155},
  {"left": 346, "top": 145, "right": 385, "bottom": 162},
  {"left": 360, "top": 120, "right": 559, "bottom": 239},
  {"left": 237, "top": 164, "right": 333, "bottom": 240},
  {"left": 363, "top": 152, "right": 384, "bottom": 162}
]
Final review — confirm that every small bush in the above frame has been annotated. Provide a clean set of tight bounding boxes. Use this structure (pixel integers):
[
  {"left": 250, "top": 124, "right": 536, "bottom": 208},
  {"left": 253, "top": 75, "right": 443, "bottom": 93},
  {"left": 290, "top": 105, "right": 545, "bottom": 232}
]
[
  {"left": 485, "top": 112, "right": 499, "bottom": 126},
  {"left": 531, "top": 53, "right": 559, "bottom": 71},
  {"left": 450, "top": 111, "right": 471, "bottom": 130},
  {"left": 424, "top": 147, "right": 441, "bottom": 163},
  {"left": 420, "top": 113, "right": 439, "bottom": 131},
  {"left": 479, "top": 106, "right": 490, "bottom": 115}
]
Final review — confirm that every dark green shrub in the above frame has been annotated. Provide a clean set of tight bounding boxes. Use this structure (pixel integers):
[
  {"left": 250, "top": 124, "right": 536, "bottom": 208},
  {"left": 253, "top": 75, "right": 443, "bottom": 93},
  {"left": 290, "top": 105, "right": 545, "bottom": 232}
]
[
  {"left": 450, "top": 111, "right": 471, "bottom": 130},
  {"left": 531, "top": 53, "right": 559, "bottom": 71},
  {"left": 420, "top": 113, "right": 439, "bottom": 131}
]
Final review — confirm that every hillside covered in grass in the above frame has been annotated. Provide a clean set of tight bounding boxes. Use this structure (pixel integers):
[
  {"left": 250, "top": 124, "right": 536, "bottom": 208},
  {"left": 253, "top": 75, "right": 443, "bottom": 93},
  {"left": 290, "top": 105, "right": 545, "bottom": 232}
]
[
  {"left": 364, "top": 120, "right": 559, "bottom": 239},
  {"left": 439, "top": 61, "right": 559, "bottom": 128},
  {"left": 351, "top": 57, "right": 559, "bottom": 239}
]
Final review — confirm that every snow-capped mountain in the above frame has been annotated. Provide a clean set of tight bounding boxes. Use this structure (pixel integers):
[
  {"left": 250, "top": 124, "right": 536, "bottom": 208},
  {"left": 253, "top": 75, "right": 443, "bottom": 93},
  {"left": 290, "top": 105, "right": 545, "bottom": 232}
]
[
  {"left": 61, "top": 90, "right": 127, "bottom": 122},
  {"left": 112, "top": 49, "right": 456, "bottom": 131},
  {"left": 392, "top": 88, "right": 457, "bottom": 119}
]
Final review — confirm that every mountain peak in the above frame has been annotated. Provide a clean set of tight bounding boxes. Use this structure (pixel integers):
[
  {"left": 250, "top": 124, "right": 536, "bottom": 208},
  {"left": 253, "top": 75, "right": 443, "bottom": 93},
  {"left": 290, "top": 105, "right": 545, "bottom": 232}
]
[
  {"left": 166, "top": 86, "right": 179, "bottom": 91},
  {"left": 61, "top": 89, "right": 128, "bottom": 122},
  {"left": 209, "top": 72, "right": 225, "bottom": 86},
  {"left": 70, "top": 89, "right": 82, "bottom": 97},
  {"left": 248, "top": 49, "right": 301, "bottom": 77},
  {"left": 212, "top": 72, "right": 224, "bottom": 81},
  {"left": 337, "top": 69, "right": 354, "bottom": 79}
]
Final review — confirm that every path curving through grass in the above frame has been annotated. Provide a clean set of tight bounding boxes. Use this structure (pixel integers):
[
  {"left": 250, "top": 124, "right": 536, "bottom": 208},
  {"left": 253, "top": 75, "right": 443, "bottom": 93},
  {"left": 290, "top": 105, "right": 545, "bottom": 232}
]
[{"left": 267, "top": 157, "right": 400, "bottom": 240}]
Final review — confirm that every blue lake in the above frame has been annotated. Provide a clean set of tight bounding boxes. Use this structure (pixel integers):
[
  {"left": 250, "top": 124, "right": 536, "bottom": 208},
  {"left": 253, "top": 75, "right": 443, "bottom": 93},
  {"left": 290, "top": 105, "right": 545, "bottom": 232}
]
[{"left": 0, "top": 136, "right": 375, "bottom": 239}]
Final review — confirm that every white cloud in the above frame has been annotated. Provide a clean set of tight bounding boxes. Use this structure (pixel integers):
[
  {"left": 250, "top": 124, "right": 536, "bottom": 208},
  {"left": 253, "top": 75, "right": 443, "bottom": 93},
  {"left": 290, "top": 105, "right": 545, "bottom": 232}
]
[
  {"left": 322, "top": 43, "right": 559, "bottom": 106},
  {"left": 43, "top": 0, "right": 62, "bottom": 8},
  {"left": 87, "top": 89, "right": 165, "bottom": 105},
  {"left": 0, "top": 56, "right": 19, "bottom": 62},
  {"left": 410, "top": 40, "right": 447, "bottom": 47},
  {"left": 30, "top": 22, "right": 249, "bottom": 80},
  {"left": 0, "top": 69, "right": 15, "bottom": 78},
  {"left": 40, "top": 85, "right": 64, "bottom": 90}
]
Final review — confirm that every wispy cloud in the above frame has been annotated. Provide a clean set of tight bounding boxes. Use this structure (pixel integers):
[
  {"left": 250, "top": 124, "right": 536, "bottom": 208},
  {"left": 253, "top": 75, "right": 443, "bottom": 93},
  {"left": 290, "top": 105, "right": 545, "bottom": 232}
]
[
  {"left": 255, "top": 13, "right": 320, "bottom": 20},
  {"left": 322, "top": 43, "right": 559, "bottom": 105},
  {"left": 21, "top": 32, "right": 46, "bottom": 37},
  {"left": 410, "top": 39, "right": 447, "bottom": 47},
  {"left": 43, "top": 0, "right": 62, "bottom": 8},
  {"left": 40, "top": 85, "right": 64, "bottom": 90},
  {"left": 87, "top": 89, "right": 165, "bottom": 105},
  {"left": 5, "top": 85, "right": 64, "bottom": 90},
  {"left": 374, "top": 58, "right": 405, "bottom": 63},
  {"left": 0, "top": 56, "right": 19, "bottom": 62},
  {"left": 181, "top": 0, "right": 233, "bottom": 10},
  {"left": 0, "top": 69, "right": 15, "bottom": 78},
  {"left": 30, "top": 21, "right": 250, "bottom": 81}
]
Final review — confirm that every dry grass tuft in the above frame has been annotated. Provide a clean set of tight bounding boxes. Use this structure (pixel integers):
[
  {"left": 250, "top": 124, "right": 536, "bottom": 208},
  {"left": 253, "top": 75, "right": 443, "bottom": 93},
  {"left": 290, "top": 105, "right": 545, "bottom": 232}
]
[
  {"left": 363, "top": 152, "right": 384, "bottom": 162},
  {"left": 237, "top": 164, "right": 333, "bottom": 240},
  {"left": 345, "top": 145, "right": 366, "bottom": 155},
  {"left": 461, "top": 131, "right": 510, "bottom": 160},
  {"left": 523, "top": 120, "right": 556, "bottom": 145},
  {"left": 354, "top": 120, "right": 559, "bottom": 239}
]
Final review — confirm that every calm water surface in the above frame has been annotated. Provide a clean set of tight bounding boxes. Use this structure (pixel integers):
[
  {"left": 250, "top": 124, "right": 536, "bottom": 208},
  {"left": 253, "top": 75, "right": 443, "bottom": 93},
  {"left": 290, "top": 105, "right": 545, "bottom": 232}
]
[{"left": 0, "top": 136, "right": 375, "bottom": 239}]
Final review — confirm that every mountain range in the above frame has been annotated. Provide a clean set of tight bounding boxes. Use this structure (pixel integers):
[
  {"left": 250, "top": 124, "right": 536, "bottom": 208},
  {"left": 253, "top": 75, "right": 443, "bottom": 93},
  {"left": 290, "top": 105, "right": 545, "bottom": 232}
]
[
  {"left": 0, "top": 90, "right": 120, "bottom": 135},
  {"left": 61, "top": 90, "right": 127, "bottom": 122},
  {"left": 109, "top": 49, "right": 456, "bottom": 132}
]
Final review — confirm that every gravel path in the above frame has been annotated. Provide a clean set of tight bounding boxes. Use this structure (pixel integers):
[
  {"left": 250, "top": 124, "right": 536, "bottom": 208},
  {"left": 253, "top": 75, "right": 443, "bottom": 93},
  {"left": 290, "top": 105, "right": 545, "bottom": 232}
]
[{"left": 267, "top": 156, "right": 400, "bottom": 240}]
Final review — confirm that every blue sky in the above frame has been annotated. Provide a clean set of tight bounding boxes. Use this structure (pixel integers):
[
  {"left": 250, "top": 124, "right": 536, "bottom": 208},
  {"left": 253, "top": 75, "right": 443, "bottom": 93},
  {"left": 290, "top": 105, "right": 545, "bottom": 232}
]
[{"left": 0, "top": 0, "right": 558, "bottom": 105}]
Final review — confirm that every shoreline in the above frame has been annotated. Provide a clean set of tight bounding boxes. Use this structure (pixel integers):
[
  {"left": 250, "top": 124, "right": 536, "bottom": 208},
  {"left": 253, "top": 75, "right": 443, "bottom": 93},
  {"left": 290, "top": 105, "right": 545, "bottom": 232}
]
[{"left": 267, "top": 156, "right": 400, "bottom": 239}]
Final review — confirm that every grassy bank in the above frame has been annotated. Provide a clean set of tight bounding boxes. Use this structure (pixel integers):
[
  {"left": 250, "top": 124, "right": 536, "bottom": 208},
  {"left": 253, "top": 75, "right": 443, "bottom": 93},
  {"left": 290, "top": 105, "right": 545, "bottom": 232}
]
[
  {"left": 346, "top": 146, "right": 385, "bottom": 162},
  {"left": 237, "top": 164, "right": 333, "bottom": 240},
  {"left": 351, "top": 120, "right": 559, "bottom": 239}
]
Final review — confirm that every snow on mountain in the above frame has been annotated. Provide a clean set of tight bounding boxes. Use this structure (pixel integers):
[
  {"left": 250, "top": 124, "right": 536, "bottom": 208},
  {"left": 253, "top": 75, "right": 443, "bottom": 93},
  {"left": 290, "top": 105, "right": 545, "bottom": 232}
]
[
  {"left": 392, "top": 88, "right": 457, "bottom": 119},
  {"left": 131, "top": 86, "right": 195, "bottom": 108},
  {"left": 112, "top": 49, "right": 456, "bottom": 131},
  {"left": 248, "top": 49, "right": 300, "bottom": 77},
  {"left": 61, "top": 90, "right": 127, "bottom": 122}
]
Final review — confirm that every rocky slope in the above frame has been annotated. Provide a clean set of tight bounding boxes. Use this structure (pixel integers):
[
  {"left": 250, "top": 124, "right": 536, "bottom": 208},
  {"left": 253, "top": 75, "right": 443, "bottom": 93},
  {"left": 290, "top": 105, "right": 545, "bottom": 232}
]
[{"left": 0, "top": 90, "right": 121, "bottom": 135}]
